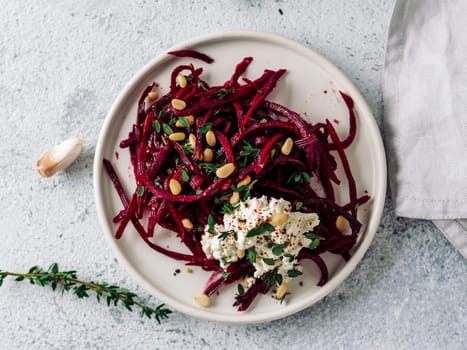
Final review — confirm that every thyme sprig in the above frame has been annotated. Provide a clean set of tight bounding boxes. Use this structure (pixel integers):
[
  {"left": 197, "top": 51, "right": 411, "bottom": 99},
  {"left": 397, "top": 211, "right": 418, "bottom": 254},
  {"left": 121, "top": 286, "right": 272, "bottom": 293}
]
[{"left": 0, "top": 263, "right": 171, "bottom": 323}]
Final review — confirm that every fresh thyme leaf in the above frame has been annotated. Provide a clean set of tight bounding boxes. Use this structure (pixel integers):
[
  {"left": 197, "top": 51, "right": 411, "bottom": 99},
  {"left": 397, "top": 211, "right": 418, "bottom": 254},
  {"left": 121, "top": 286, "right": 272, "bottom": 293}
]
[
  {"left": 309, "top": 238, "right": 320, "bottom": 250},
  {"left": 200, "top": 162, "right": 220, "bottom": 175},
  {"left": 246, "top": 249, "right": 257, "bottom": 264},
  {"left": 218, "top": 230, "right": 233, "bottom": 240},
  {"left": 302, "top": 171, "right": 312, "bottom": 183},
  {"left": 237, "top": 283, "right": 244, "bottom": 296},
  {"left": 199, "top": 122, "right": 212, "bottom": 134},
  {"left": 169, "top": 118, "right": 177, "bottom": 126},
  {"left": 262, "top": 258, "right": 276, "bottom": 266},
  {"left": 177, "top": 117, "right": 191, "bottom": 128},
  {"left": 158, "top": 110, "right": 166, "bottom": 119},
  {"left": 287, "top": 269, "right": 303, "bottom": 278},
  {"left": 207, "top": 215, "right": 215, "bottom": 233},
  {"left": 216, "top": 88, "right": 229, "bottom": 99},
  {"left": 259, "top": 118, "right": 268, "bottom": 123},
  {"left": 284, "top": 253, "right": 295, "bottom": 262},
  {"left": 221, "top": 271, "right": 230, "bottom": 279},
  {"left": 0, "top": 263, "right": 171, "bottom": 323},
  {"left": 271, "top": 243, "right": 289, "bottom": 256},
  {"left": 162, "top": 123, "right": 173, "bottom": 135},
  {"left": 246, "top": 222, "right": 275, "bottom": 237},
  {"left": 295, "top": 201, "right": 303, "bottom": 211},
  {"left": 181, "top": 169, "right": 190, "bottom": 183},
  {"left": 136, "top": 185, "right": 145, "bottom": 197}
]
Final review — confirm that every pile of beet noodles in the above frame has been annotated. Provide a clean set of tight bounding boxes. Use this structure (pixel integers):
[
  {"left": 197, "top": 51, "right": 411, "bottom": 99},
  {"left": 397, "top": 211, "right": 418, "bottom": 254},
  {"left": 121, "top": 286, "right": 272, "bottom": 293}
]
[{"left": 103, "top": 50, "right": 369, "bottom": 311}]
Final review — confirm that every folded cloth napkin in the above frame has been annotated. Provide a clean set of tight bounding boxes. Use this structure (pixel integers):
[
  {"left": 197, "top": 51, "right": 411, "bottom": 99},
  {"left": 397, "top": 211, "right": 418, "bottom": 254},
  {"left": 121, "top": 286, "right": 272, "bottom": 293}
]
[{"left": 383, "top": 0, "right": 467, "bottom": 258}]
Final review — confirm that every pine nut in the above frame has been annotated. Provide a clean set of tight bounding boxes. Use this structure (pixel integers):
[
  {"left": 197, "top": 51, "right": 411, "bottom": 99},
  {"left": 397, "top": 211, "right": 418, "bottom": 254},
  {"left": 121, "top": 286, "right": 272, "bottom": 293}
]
[
  {"left": 148, "top": 91, "right": 159, "bottom": 100},
  {"left": 236, "top": 175, "right": 251, "bottom": 188},
  {"left": 171, "top": 98, "right": 186, "bottom": 110},
  {"left": 335, "top": 215, "right": 347, "bottom": 233},
  {"left": 168, "top": 132, "right": 186, "bottom": 142},
  {"left": 271, "top": 212, "right": 289, "bottom": 226},
  {"left": 203, "top": 148, "right": 214, "bottom": 163},
  {"left": 230, "top": 191, "right": 240, "bottom": 205},
  {"left": 237, "top": 249, "right": 245, "bottom": 259},
  {"left": 181, "top": 218, "right": 193, "bottom": 230},
  {"left": 276, "top": 282, "right": 288, "bottom": 299},
  {"left": 205, "top": 130, "right": 216, "bottom": 147},
  {"left": 175, "top": 115, "right": 195, "bottom": 127},
  {"left": 194, "top": 294, "right": 211, "bottom": 307},
  {"left": 176, "top": 73, "right": 188, "bottom": 88},
  {"left": 188, "top": 133, "right": 196, "bottom": 149},
  {"left": 281, "top": 137, "right": 294, "bottom": 156},
  {"left": 215, "top": 163, "right": 235, "bottom": 178},
  {"left": 169, "top": 179, "right": 182, "bottom": 195}
]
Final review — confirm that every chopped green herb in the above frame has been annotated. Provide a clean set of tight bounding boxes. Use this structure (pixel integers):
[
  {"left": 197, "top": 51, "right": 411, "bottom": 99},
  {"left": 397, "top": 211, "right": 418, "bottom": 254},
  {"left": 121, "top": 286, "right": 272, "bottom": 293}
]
[
  {"left": 221, "top": 271, "right": 230, "bottom": 279},
  {"left": 136, "top": 185, "right": 145, "bottom": 197},
  {"left": 284, "top": 253, "right": 295, "bottom": 262},
  {"left": 200, "top": 162, "right": 220, "bottom": 175},
  {"left": 195, "top": 189, "right": 203, "bottom": 195},
  {"left": 216, "top": 88, "right": 229, "bottom": 99},
  {"left": 275, "top": 273, "right": 283, "bottom": 286},
  {"left": 162, "top": 123, "right": 173, "bottom": 135},
  {"left": 309, "top": 238, "right": 320, "bottom": 250},
  {"left": 302, "top": 171, "right": 312, "bottom": 183},
  {"left": 260, "top": 118, "right": 268, "bottom": 123},
  {"left": 157, "top": 110, "right": 166, "bottom": 119},
  {"left": 207, "top": 215, "right": 215, "bottom": 233},
  {"left": 199, "top": 122, "right": 212, "bottom": 134},
  {"left": 152, "top": 120, "right": 161, "bottom": 133},
  {"left": 246, "top": 222, "right": 275, "bottom": 237},
  {"left": 218, "top": 230, "right": 233, "bottom": 240},
  {"left": 237, "top": 283, "right": 244, "bottom": 296},
  {"left": 287, "top": 269, "right": 303, "bottom": 278},
  {"left": 278, "top": 8, "right": 284, "bottom": 15},
  {"left": 177, "top": 117, "right": 191, "bottom": 128},
  {"left": 272, "top": 242, "right": 289, "bottom": 256},
  {"left": 181, "top": 169, "right": 190, "bottom": 183},
  {"left": 168, "top": 118, "right": 177, "bottom": 126},
  {"left": 262, "top": 258, "right": 276, "bottom": 266},
  {"left": 295, "top": 201, "right": 303, "bottom": 210},
  {"left": 246, "top": 249, "right": 257, "bottom": 264}
]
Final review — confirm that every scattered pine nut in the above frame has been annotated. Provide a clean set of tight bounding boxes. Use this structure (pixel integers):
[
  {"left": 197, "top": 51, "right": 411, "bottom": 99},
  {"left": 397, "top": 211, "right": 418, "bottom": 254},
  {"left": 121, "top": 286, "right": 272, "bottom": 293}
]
[
  {"left": 335, "top": 215, "right": 348, "bottom": 233},
  {"left": 236, "top": 175, "right": 251, "bottom": 188},
  {"left": 203, "top": 148, "right": 214, "bottom": 163},
  {"left": 276, "top": 282, "right": 288, "bottom": 299},
  {"left": 194, "top": 294, "right": 211, "bottom": 307},
  {"left": 181, "top": 218, "right": 194, "bottom": 230},
  {"left": 230, "top": 191, "right": 240, "bottom": 205},
  {"left": 169, "top": 179, "right": 182, "bottom": 195},
  {"left": 176, "top": 74, "right": 188, "bottom": 88},
  {"left": 281, "top": 137, "right": 294, "bottom": 156},
  {"left": 148, "top": 91, "right": 159, "bottom": 100},
  {"left": 168, "top": 132, "right": 186, "bottom": 142},
  {"left": 171, "top": 98, "right": 186, "bottom": 110},
  {"left": 215, "top": 163, "right": 235, "bottom": 178},
  {"left": 271, "top": 212, "right": 289, "bottom": 226},
  {"left": 205, "top": 130, "right": 216, "bottom": 147},
  {"left": 237, "top": 249, "right": 245, "bottom": 259}
]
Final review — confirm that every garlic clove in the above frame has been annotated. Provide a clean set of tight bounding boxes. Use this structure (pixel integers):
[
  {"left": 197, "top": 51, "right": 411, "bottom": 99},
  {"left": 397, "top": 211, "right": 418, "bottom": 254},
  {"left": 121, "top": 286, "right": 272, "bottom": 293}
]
[{"left": 37, "top": 137, "right": 84, "bottom": 177}]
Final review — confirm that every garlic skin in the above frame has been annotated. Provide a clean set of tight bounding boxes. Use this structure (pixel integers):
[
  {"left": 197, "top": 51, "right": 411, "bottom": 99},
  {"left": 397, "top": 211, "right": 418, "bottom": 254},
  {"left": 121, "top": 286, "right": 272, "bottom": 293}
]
[{"left": 37, "top": 137, "right": 84, "bottom": 177}]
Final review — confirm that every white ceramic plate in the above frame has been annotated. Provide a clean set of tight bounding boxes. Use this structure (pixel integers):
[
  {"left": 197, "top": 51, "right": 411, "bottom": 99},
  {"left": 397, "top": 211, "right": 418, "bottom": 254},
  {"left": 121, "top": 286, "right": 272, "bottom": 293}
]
[{"left": 94, "top": 31, "right": 386, "bottom": 324}]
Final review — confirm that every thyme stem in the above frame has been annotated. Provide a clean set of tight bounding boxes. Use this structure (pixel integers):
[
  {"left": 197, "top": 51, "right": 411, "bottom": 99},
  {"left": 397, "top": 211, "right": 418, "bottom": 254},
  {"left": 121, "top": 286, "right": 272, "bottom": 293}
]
[{"left": 0, "top": 263, "right": 171, "bottom": 323}]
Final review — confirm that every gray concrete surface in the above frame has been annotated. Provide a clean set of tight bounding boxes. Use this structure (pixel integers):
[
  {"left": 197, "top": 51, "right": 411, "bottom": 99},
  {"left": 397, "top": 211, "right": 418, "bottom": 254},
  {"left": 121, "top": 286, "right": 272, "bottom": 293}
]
[{"left": 0, "top": 1, "right": 465, "bottom": 349}]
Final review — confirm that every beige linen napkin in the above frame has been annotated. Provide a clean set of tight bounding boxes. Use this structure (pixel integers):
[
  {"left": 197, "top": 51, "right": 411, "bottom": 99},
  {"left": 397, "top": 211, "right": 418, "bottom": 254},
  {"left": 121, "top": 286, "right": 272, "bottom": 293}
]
[{"left": 383, "top": 0, "right": 467, "bottom": 258}]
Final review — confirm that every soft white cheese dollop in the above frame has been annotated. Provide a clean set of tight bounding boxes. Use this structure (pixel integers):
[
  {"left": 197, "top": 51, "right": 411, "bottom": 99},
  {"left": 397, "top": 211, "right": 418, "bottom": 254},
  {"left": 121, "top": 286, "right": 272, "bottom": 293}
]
[{"left": 201, "top": 196, "right": 320, "bottom": 282}]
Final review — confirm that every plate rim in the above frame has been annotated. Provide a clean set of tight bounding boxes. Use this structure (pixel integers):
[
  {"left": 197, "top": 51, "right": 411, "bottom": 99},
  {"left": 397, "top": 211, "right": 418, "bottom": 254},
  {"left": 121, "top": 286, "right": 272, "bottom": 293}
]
[{"left": 93, "top": 30, "right": 387, "bottom": 324}]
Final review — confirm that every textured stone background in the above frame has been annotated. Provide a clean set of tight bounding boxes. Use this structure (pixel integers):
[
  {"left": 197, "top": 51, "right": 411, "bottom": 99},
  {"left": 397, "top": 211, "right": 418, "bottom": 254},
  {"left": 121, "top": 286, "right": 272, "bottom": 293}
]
[{"left": 1, "top": 1, "right": 466, "bottom": 349}]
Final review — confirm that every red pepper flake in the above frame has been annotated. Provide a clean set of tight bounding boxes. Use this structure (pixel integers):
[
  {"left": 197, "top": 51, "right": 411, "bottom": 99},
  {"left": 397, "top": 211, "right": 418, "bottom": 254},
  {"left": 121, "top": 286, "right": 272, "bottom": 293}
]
[
  {"left": 115, "top": 151, "right": 119, "bottom": 160},
  {"left": 334, "top": 119, "right": 340, "bottom": 124}
]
